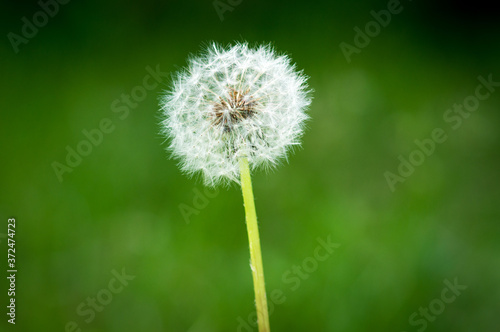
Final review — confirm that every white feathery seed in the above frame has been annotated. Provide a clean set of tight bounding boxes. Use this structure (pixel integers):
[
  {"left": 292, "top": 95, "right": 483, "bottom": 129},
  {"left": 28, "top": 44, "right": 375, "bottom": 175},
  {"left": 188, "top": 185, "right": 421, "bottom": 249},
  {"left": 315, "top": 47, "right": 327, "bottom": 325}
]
[{"left": 160, "top": 42, "right": 312, "bottom": 186}]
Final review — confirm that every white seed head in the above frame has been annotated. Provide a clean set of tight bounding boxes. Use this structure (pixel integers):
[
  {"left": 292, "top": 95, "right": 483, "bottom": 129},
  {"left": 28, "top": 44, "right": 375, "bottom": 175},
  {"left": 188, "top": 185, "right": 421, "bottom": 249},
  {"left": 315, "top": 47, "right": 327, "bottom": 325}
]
[{"left": 160, "top": 42, "right": 311, "bottom": 186}]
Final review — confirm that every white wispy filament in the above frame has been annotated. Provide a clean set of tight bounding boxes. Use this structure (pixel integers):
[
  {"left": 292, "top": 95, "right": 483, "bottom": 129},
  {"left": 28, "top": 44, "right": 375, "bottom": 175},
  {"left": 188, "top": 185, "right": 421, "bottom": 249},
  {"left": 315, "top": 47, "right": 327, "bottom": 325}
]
[{"left": 160, "top": 42, "right": 311, "bottom": 186}]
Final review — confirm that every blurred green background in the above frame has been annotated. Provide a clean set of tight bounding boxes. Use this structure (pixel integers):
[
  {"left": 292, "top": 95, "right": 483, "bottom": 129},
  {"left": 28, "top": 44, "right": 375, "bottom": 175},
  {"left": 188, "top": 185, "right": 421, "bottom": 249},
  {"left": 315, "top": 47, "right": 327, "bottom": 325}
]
[{"left": 1, "top": 0, "right": 499, "bottom": 331}]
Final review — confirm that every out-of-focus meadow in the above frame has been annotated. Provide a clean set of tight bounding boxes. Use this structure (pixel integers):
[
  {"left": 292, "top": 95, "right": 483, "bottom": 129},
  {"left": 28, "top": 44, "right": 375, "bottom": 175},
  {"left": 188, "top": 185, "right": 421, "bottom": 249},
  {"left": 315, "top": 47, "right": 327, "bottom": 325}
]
[{"left": 1, "top": 0, "right": 499, "bottom": 331}]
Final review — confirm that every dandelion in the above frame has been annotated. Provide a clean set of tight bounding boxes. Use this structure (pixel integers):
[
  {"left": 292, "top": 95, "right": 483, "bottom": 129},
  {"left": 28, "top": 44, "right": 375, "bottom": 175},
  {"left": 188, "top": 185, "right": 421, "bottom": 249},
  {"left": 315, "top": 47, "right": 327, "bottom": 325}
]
[{"left": 160, "top": 42, "right": 311, "bottom": 331}]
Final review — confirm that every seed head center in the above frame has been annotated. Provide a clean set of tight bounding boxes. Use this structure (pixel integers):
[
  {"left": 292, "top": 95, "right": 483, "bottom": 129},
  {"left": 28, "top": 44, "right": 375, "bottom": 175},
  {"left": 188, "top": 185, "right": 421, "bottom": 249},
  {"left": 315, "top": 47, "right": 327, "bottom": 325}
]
[{"left": 212, "top": 87, "right": 257, "bottom": 133}]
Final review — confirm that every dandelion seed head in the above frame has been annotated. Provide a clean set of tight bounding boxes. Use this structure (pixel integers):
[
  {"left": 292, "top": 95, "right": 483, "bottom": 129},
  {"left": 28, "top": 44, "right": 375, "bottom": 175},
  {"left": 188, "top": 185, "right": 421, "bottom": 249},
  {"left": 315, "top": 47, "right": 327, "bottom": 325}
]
[{"left": 160, "top": 42, "right": 312, "bottom": 186}]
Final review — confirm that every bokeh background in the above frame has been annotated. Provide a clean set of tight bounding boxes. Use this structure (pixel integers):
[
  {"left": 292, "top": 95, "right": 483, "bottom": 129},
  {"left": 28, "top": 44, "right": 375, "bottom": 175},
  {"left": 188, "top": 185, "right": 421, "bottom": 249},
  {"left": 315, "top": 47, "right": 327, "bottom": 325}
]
[{"left": 1, "top": 0, "right": 499, "bottom": 331}]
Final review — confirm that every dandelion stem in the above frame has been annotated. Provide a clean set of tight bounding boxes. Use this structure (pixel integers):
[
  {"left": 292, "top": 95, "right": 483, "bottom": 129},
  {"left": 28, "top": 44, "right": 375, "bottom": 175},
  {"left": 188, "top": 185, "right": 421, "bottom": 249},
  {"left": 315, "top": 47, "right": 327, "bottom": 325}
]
[{"left": 239, "top": 157, "right": 270, "bottom": 332}]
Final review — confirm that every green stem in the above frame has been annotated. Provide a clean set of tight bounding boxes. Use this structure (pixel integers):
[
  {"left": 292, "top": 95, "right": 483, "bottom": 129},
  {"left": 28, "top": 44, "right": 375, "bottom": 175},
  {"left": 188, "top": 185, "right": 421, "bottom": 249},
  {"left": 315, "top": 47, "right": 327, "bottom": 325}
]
[{"left": 239, "top": 157, "right": 270, "bottom": 332}]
